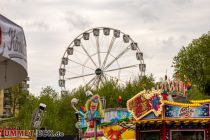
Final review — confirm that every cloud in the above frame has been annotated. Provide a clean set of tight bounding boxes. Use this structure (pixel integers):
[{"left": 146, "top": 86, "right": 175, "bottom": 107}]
[
  {"left": 172, "top": 0, "right": 194, "bottom": 5},
  {"left": 21, "top": 21, "right": 50, "bottom": 31},
  {"left": 65, "top": 11, "right": 91, "bottom": 31},
  {"left": 32, "top": 22, "right": 49, "bottom": 31}
]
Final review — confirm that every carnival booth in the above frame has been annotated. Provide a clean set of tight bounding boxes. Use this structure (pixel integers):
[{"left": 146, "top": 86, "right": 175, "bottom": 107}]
[
  {"left": 0, "top": 14, "right": 27, "bottom": 89},
  {"left": 127, "top": 79, "right": 210, "bottom": 140}
]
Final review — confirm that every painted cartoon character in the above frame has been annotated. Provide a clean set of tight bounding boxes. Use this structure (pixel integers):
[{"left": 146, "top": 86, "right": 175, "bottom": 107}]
[
  {"left": 105, "top": 126, "right": 127, "bottom": 140},
  {"left": 85, "top": 95, "right": 104, "bottom": 128}
]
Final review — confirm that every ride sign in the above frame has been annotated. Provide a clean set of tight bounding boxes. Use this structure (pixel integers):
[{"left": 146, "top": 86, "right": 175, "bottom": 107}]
[
  {"left": 127, "top": 90, "right": 164, "bottom": 120},
  {"left": 165, "top": 103, "right": 210, "bottom": 118}
]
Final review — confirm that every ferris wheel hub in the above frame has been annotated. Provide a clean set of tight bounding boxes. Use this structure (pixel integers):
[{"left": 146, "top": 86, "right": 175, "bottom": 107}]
[{"left": 95, "top": 68, "right": 103, "bottom": 76}]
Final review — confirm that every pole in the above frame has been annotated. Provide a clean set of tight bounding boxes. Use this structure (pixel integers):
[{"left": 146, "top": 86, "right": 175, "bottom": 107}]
[
  {"left": 94, "top": 119, "right": 97, "bottom": 140},
  {"left": 78, "top": 114, "right": 81, "bottom": 140},
  {"left": 136, "top": 124, "right": 140, "bottom": 140},
  {"left": 161, "top": 122, "right": 166, "bottom": 140}
]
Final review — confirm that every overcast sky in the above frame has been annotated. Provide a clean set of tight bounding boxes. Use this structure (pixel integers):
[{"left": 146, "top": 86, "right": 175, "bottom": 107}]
[{"left": 1, "top": 0, "right": 210, "bottom": 95}]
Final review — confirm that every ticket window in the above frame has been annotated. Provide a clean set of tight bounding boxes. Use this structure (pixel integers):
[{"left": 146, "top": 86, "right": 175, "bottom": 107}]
[
  {"left": 170, "top": 130, "right": 205, "bottom": 140},
  {"left": 140, "top": 131, "right": 160, "bottom": 140}
]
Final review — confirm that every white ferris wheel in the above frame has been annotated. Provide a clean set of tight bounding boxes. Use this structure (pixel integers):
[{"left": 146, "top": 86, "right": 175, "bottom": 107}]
[{"left": 59, "top": 27, "right": 146, "bottom": 93}]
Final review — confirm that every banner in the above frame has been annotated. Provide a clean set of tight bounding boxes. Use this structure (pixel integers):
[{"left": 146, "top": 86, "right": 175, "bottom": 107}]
[
  {"left": 164, "top": 103, "right": 210, "bottom": 118},
  {"left": 0, "top": 15, "right": 27, "bottom": 70},
  {"left": 0, "top": 14, "right": 27, "bottom": 88}
]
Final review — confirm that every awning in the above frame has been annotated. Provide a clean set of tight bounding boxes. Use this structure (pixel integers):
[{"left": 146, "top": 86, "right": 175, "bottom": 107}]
[{"left": 0, "top": 14, "right": 27, "bottom": 89}]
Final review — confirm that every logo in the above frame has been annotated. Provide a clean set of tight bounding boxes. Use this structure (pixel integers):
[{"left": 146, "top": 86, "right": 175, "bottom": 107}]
[{"left": 179, "top": 106, "right": 194, "bottom": 118}]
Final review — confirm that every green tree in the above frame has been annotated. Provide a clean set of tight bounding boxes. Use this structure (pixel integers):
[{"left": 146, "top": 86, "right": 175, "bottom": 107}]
[
  {"left": 173, "top": 32, "right": 210, "bottom": 94},
  {"left": 9, "top": 74, "right": 155, "bottom": 135},
  {"left": 8, "top": 83, "right": 29, "bottom": 116}
]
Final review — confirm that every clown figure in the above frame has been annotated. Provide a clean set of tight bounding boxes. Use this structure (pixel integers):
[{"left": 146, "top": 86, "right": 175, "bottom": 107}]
[{"left": 85, "top": 95, "right": 104, "bottom": 128}]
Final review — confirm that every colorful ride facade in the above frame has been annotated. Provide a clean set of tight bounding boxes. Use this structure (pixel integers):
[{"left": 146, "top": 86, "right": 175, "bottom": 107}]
[
  {"left": 127, "top": 79, "right": 210, "bottom": 140},
  {"left": 78, "top": 78, "right": 210, "bottom": 140}
]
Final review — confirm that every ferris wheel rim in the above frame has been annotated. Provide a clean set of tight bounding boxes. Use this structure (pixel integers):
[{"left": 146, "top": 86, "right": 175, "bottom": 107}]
[
  {"left": 59, "top": 27, "right": 146, "bottom": 92},
  {"left": 60, "top": 27, "right": 144, "bottom": 67}
]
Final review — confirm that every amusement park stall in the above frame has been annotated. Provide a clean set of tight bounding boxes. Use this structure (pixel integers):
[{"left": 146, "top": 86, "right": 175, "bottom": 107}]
[
  {"left": 127, "top": 82, "right": 210, "bottom": 140},
  {"left": 74, "top": 78, "right": 210, "bottom": 140},
  {"left": 0, "top": 14, "right": 27, "bottom": 117}
]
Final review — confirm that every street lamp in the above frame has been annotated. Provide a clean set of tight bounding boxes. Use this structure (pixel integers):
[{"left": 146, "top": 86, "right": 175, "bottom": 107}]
[
  {"left": 31, "top": 103, "right": 47, "bottom": 129},
  {"left": 71, "top": 98, "right": 79, "bottom": 113},
  {"left": 71, "top": 98, "right": 83, "bottom": 139}
]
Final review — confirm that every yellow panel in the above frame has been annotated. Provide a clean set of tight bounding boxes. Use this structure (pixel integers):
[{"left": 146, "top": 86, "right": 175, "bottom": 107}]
[
  {"left": 0, "top": 90, "right": 4, "bottom": 116},
  {"left": 103, "top": 125, "right": 135, "bottom": 139},
  {"left": 121, "top": 129, "right": 135, "bottom": 139}
]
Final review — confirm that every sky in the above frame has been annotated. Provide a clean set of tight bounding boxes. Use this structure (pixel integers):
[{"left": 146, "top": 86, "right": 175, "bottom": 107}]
[{"left": 1, "top": 0, "right": 210, "bottom": 96}]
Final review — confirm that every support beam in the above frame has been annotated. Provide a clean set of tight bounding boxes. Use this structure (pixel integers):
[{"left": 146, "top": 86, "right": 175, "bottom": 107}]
[{"left": 161, "top": 122, "right": 166, "bottom": 140}]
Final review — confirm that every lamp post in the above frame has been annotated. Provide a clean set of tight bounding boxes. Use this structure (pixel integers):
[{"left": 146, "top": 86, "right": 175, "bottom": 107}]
[
  {"left": 71, "top": 98, "right": 82, "bottom": 139},
  {"left": 31, "top": 103, "right": 47, "bottom": 129},
  {"left": 71, "top": 98, "right": 79, "bottom": 112}
]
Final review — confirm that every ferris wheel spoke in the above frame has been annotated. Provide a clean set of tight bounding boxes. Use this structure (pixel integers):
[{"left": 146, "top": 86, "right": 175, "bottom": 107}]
[
  {"left": 101, "top": 36, "right": 116, "bottom": 69},
  {"left": 101, "top": 74, "right": 107, "bottom": 85},
  {"left": 104, "top": 73, "right": 126, "bottom": 84},
  {"left": 85, "top": 76, "right": 97, "bottom": 87},
  {"left": 95, "top": 36, "right": 101, "bottom": 68},
  {"left": 104, "top": 64, "right": 138, "bottom": 73},
  {"left": 89, "top": 76, "right": 98, "bottom": 89},
  {"left": 81, "top": 44, "right": 98, "bottom": 68},
  {"left": 104, "top": 44, "right": 131, "bottom": 70},
  {"left": 95, "top": 76, "right": 101, "bottom": 88},
  {"left": 68, "top": 59, "right": 95, "bottom": 71},
  {"left": 65, "top": 73, "right": 95, "bottom": 80},
  {"left": 66, "top": 70, "right": 81, "bottom": 76},
  {"left": 74, "top": 49, "right": 87, "bottom": 56}
]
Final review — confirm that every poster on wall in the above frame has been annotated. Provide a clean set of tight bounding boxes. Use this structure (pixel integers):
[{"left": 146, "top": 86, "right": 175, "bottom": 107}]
[
  {"left": 0, "top": 14, "right": 27, "bottom": 88},
  {"left": 165, "top": 103, "right": 210, "bottom": 118}
]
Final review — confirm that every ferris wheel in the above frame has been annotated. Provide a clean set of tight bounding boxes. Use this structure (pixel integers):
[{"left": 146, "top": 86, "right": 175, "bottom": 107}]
[{"left": 59, "top": 27, "right": 146, "bottom": 93}]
